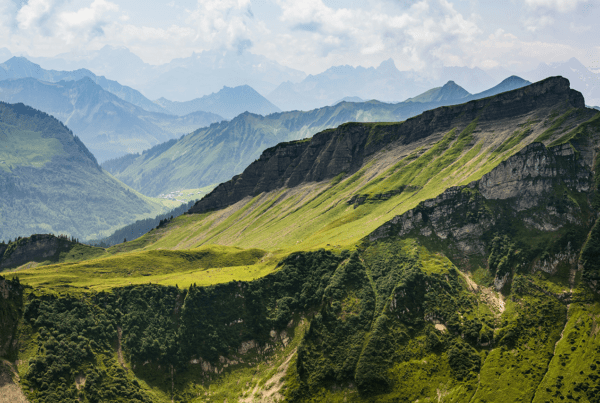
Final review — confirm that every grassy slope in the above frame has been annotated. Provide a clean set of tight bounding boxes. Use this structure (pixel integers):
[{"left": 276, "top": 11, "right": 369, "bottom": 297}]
[
  {"left": 11, "top": 104, "right": 598, "bottom": 291},
  {"left": 5, "top": 91, "right": 600, "bottom": 402},
  {"left": 111, "top": 101, "right": 422, "bottom": 196}
]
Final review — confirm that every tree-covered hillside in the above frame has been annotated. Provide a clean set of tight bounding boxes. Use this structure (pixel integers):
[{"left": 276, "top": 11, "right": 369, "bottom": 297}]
[{"left": 0, "top": 101, "right": 176, "bottom": 242}]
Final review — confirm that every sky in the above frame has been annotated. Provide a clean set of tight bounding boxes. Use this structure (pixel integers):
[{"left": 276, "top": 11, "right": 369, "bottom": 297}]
[{"left": 0, "top": 0, "right": 598, "bottom": 74}]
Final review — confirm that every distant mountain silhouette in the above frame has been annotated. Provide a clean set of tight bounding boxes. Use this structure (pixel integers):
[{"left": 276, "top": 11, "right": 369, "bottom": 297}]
[
  {"left": 405, "top": 81, "right": 470, "bottom": 103},
  {"left": 0, "top": 56, "right": 168, "bottom": 113},
  {"left": 32, "top": 46, "right": 306, "bottom": 102},
  {"left": 268, "top": 59, "right": 429, "bottom": 111},
  {"left": 0, "top": 77, "right": 222, "bottom": 161},
  {"left": 155, "top": 85, "right": 281, "bottom": 119},
  {"left": 332, "top": 96, "right": 365, "bottom": 105}
]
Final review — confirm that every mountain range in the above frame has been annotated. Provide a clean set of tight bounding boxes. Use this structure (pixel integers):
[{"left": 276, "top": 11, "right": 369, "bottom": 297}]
[
  {"left": 2, "top": 76, "right": 599, "bottom": 403},
  {"left": 30, "top": 46, "right": 307, "bottom": 101},
  {"left": 266, "top": 59, "right": 500, "bottom": 111},
  {"left": 8, "top": 45, "right": 600, "bottom": 114},
  {"left": 0, "top": 101, "right": 174, "bottom": 242},
  {"left": 104, "top": 76, "right": 531, "bottom": 196},
  {"left": 0, "top": 75, "right": 223, "bottom": 162}
]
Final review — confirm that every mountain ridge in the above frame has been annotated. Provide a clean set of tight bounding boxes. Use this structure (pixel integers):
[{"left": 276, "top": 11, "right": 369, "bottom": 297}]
[
  {"left": 105, "top": 75, "right": 532, "bottom": 196},
  {"left": 0, "top": 76, "right": 223, "bottom": 161},
  {"left": 188, "top": 76, "right": 583, "bottom": 215},
  {"left": 155, "top": 85, "right": 281, "bottom": 119}
]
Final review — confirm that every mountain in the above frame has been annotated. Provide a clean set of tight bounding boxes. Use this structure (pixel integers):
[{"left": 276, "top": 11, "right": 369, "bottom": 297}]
[
  {"left": 155, "top": 85, "right": 281, "bottom": 119},
  {"left": 332, "top": 96, "right": 365, "bottom": 105},
  {"left": 468, "top": 75, "right": 530, "bottom": 99},
  {"left": 405, "top": 80, "right": 470, "bottom": 103},
  {"left": 523, "top": 57, "right": 600, "bottom": 106},
  {"left": 3, "top": 77, "right": 600, "bottom": 403},
  {"left": 0, "top": 102, "right": 176, "bottom": 242},
  {"left": 33, "top": 46, "right": 307, "bottom": 101},
  {"left": 268, "top": 58, "right": 429, "bottom": 110},
  {"left": 438, "top": 65, "right": 497, "bottom": 93},
  {"left": 0, "top": 57, "right": 169, "bottom": 114},
  {"left": 0, "top": 77, "right": 223, "bottom": 161},
  {"left": 29, "top": 45, "right": 156, "bottom": 92},
  {"left": 267, "top": 60, "right": 502, "bottom": 111},
  {"left": 105, "top": 76, "right": 531, "bottom": 197}
]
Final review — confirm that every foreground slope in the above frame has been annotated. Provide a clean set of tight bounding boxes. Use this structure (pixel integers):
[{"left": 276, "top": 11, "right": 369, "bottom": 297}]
[
  {"left": 4, "top": 77, "right": 600, "bottom": 403},
  {"left": 106, "top": 76, "right": 530, "bottom": 196},
  {"left": 0, "top": 102, "right": 175, "bottom": 241}
]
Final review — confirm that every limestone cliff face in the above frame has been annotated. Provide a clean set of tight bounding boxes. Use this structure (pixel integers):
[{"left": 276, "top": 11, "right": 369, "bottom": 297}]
[
  {"left": 479, "top": 143, "right": 591, "bottom": 211},
  {"left": 368, "top": 141, "right": 596, "bottom": 290},
  {"left": 189, "top": 77, "right": 584, "bottom": 215}
]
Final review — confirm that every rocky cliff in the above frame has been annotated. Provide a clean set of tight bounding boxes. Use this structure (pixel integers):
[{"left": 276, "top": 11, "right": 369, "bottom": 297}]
[
  {"left": 369, "top": 141, "right": 598, "bottom": 290},
  {"left": 189, "top": 76, "right": 585, "bottom": 215}
]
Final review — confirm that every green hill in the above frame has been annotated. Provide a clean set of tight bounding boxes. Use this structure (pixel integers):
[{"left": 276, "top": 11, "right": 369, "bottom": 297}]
[
  {"left": 0, "top": 101, "right": 177, "bottom": 242},
  {"left": 3, "top": 77, "right": 600, "bottom": 403}
]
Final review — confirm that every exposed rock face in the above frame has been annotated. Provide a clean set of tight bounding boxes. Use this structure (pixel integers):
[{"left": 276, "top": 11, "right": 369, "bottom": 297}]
[
  {"left": 479, "top": 143, "right": 591, "bottom": 210},
  {"left": 368, "top": 139, "right": 595, "bottom": 290},
  {"left": 189, "top": 77, "right": 584, "bottom": 215},
  {"left": 370, "top": 142, "right": 593, "bottom": 245}
]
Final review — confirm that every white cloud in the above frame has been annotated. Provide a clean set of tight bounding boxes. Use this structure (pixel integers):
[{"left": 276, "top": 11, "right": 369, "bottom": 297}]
[
  {"left": 271, "top": 0, "right": 480, "bottom": 72},
  {"left": 524, "top": 0, "right": 589, "bottom": 13},
  {"left": 524, "top": 15, "right": 555, "bottom": 32}
]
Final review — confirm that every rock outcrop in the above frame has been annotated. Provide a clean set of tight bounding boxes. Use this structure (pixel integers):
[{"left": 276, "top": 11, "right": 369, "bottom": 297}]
[
  {"left": 189, "top": 77, "right": 584, "bottom": 215},
  {"left": 0, "top": 234, "right": 80, "bottom": 270},
  {"left": 368, "top": 141, "right": 596, "bottom": 290}
]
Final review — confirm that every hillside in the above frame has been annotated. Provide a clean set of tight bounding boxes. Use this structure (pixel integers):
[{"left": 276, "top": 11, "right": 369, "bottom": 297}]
[
  {"left": 3, "top": 77, "right": 600, "bottom": 403},
  {"left": 105, "top": 76, "right": 531, "bottom": 197},
  {"left": 155, "top": 85, "right": 281, "bottom": 119},
  {"left": 0, "top": 101, "right": 176, "bottom": 241},
  {"left": 0, "top": 77, "right": 223, "bottom": 161}
]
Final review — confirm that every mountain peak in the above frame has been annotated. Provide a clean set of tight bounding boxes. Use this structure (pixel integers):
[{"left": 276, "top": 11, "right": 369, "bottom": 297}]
[{"left": 378, "top": 58, "right": 398, "bottom": 71}]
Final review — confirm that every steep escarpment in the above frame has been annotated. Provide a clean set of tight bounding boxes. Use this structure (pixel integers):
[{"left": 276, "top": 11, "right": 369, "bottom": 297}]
[
  {"left": 369, "top": 141, "right": 597, "bottom": 291},
  {"left": 189, "top": 76, "right": 584, "bottom": 215}
]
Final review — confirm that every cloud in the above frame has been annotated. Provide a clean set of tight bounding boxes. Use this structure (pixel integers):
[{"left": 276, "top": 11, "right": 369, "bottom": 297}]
[
  {"left": 524, "top": 15, "right": 555, "bottom": 32},
  {"left": 272, "top": 0, "right": 481, "bottom": 72},
  {"left": 524, "top": 0, "right": 589, "bottom": 13},
  {"left": 185, "top": 0, "right": 258, "bottom": 51}
]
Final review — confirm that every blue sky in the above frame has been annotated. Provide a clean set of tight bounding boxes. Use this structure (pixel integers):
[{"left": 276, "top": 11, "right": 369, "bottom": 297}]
[{"left": 0, "top": 0, "right": 598, "bottom": 74}]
